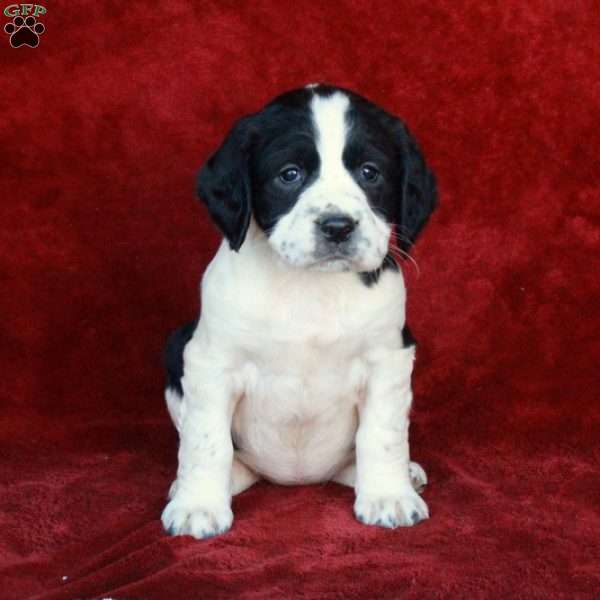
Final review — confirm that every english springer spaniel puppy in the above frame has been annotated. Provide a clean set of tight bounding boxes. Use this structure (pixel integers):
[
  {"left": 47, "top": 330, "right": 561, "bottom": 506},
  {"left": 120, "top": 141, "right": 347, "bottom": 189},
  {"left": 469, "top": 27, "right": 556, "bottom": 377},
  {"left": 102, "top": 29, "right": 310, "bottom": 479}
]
[{"left": 162, "top": 84, "right": 438, "bottom": 539}]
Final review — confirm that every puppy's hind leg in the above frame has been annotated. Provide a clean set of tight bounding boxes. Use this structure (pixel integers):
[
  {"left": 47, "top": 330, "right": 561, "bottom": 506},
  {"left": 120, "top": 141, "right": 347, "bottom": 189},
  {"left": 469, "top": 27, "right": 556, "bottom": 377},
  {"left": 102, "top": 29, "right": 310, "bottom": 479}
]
[
  {"left": 333, "top": 460, "right": 428, "bottom": 494},
  {"left": 169, "top": 455, "right": 260, "bottom": 499},
  {"left": 231, "top": 455, "right": 260, "bottom": 495}
]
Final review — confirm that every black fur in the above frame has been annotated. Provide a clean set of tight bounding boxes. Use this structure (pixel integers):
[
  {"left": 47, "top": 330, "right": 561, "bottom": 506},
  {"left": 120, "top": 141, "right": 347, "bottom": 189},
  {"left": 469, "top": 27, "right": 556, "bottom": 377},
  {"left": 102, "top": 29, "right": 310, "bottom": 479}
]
[
  {"left": 396, "top": 121, "right": 438, "bottom": 252},
  {"left": 164, "top": 320, "right": 197, "bottom": 396},
  {"left": 401, "top": 324, "right": 417, "bottom": 348},
  {"left": 196, "top": 116, "right": 256, "bottom": 251}
]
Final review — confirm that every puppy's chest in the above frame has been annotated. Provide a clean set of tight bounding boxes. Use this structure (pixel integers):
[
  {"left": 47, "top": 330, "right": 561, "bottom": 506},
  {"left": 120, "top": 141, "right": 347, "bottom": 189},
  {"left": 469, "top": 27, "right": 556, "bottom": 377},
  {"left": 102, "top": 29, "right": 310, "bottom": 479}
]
[
  {"left": 232, "top": 286, "right": 371, "bottom": 434},
  {"left": 231, "top": 336, "right": 366, "bottom": 484},
  {"left": 209, "top": 261, "right": 407, "bottom": 483}
]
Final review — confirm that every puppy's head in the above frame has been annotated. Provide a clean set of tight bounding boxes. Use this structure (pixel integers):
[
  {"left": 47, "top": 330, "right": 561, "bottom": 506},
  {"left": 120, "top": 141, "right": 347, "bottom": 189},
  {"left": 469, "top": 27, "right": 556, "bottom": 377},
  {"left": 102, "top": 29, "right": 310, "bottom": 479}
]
[{"left": 197, "top": 84, "right": 437, "bottom": 272}]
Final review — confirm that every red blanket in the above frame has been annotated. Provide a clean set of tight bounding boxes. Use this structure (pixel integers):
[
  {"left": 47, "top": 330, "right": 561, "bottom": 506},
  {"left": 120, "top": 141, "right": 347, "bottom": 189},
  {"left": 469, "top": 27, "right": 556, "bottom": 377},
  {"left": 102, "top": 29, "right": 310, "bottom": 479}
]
[{"left": 1, "top": 1, "right": 598, "bottom": 598}]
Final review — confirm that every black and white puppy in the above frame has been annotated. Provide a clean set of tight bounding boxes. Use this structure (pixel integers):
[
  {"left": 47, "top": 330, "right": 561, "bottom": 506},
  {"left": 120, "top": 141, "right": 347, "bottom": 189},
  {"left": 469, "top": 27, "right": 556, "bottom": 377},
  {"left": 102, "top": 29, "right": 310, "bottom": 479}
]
[{"left": 162, "top": 84, "right": 438, "bottom": 539}]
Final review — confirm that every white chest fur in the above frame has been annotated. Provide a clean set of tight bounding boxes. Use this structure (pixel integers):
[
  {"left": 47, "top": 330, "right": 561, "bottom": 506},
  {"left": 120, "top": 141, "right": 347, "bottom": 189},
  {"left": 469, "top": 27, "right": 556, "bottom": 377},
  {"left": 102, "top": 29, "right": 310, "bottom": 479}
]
[
  {"left": 187, "top": 231, "right": 408, "bottom": 485},
  {"left": 231, "top": 344, "right": 363, "bottom": 484}
]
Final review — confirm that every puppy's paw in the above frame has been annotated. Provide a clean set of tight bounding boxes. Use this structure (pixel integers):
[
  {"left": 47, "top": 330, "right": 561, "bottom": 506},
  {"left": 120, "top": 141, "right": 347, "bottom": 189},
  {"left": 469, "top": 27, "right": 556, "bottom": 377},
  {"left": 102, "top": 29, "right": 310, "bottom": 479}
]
[
  {"left": 408, "top": 461, "right": 428, "bottom": 494},
  {"left": 161, "top": 497, "right": 233, "bottom": 539},
  {"left": 354, "top": 489, "right": 429, "bottom": 528}
]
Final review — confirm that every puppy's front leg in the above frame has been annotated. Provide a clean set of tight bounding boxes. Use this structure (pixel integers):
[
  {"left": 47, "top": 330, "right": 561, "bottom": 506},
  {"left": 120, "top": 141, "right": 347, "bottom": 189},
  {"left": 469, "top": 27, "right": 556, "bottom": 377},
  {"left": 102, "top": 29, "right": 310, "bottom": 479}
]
[
  {"left": 354, "top": 345, "right": 429, "bottom": 528},
  {"left": 162, "top": 368, "right": 235, "bottom": 539}
]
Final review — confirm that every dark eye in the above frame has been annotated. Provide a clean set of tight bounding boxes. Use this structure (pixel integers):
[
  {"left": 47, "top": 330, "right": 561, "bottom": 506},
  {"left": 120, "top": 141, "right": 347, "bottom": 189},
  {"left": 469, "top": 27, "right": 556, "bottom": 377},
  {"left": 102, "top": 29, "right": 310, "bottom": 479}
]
[
  {"left": 360, "top": 163, "right": 380, "bottom": 183},
  {"left": 279, "top": 165, "right": 302, "bottom": 184}
]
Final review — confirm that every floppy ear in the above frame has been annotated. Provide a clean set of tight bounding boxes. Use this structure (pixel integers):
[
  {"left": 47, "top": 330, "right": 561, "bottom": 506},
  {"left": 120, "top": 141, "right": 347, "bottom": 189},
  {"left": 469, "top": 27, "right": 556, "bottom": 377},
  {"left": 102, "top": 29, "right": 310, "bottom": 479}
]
[
  {"left": 396, "top": 122, "right": 438, "bottom": 252},
  {"left": 196, "top": 115, "right": 256, "bottom": 251}
]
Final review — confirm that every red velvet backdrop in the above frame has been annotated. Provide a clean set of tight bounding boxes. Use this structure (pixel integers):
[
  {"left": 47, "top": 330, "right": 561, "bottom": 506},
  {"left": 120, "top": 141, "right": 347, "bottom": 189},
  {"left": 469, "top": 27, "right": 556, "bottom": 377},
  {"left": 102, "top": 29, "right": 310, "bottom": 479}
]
[{"left": 1, "top": 1, "right": 599, "bottom": 598}]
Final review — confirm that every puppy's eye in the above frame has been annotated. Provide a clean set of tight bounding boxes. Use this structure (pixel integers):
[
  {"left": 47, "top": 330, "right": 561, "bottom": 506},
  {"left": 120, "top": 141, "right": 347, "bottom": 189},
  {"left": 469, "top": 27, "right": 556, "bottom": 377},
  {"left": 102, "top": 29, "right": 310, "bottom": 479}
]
[
  {"left": 279, "top": 166, "right": 302, "bottom": 184},
  {"left": 360, "top": 163, "right": 380, "bottom": 183}
]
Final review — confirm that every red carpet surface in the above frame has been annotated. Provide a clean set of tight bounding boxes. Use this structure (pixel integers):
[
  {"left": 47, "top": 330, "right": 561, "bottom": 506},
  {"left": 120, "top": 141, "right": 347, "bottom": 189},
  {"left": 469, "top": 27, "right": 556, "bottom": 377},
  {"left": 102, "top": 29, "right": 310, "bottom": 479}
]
[{"left": 1, "top": 1, "right": 599, "bottom": 598}]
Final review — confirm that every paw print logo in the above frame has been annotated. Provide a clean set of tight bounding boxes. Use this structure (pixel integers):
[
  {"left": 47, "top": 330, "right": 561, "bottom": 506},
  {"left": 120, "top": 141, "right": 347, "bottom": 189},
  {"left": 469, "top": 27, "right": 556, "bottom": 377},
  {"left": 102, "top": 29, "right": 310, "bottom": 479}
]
[{"left": 4, "top": 15, "right": 45, "bottom": 48}]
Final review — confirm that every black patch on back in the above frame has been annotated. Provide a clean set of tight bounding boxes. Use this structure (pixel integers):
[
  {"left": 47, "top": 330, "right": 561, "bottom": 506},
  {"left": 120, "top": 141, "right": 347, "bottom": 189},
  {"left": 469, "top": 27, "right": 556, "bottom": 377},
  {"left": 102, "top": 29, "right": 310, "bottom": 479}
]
[
  {"left": 164, "top": 320, "right": 197, "bottom": 396},
  {"left": 401, "top": 324, "right": 417, "bottom": 348},
  {"left": 358, "top": 254, "right": 399, "bottom": 287}
]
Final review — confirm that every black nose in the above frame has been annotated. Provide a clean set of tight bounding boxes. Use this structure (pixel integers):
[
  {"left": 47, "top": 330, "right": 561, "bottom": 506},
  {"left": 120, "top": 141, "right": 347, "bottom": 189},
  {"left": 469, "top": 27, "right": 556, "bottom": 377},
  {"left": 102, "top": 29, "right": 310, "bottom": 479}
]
[{"left": 318, "top": 215, "right": 357, "bottom": 243}]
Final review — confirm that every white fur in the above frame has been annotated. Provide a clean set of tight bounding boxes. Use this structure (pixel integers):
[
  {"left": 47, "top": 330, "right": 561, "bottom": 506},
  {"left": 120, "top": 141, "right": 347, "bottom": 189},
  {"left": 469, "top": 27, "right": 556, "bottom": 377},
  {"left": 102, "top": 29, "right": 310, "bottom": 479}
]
[{"left": 161, "top": 92, "right": 428, "bottom": 539}]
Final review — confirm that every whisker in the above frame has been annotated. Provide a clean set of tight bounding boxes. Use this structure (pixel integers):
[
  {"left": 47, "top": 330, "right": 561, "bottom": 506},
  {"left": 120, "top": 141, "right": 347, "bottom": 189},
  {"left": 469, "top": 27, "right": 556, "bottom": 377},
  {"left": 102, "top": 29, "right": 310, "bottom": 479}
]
[
  {"left": 389, "top": 242, "right": 420, "bottom": 277},
  {"left": 384, "top": 223, "right": 415, "bottom": 248},
  {"left": 389, "top": 232, "right": 414, "bottom": 248}
]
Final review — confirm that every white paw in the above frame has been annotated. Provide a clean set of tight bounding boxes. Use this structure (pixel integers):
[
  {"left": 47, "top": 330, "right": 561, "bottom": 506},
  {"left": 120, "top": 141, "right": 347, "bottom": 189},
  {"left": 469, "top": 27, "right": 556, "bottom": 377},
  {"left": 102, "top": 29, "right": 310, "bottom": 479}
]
[
  {"left": 161, "top": 496, "right": 233, "bottom": 539},
  {"left": 354, "top": 488, "right": 429, "bottom": 528},
  {"left": 409, "top": 461, "right": 428, "bottom": 494}
]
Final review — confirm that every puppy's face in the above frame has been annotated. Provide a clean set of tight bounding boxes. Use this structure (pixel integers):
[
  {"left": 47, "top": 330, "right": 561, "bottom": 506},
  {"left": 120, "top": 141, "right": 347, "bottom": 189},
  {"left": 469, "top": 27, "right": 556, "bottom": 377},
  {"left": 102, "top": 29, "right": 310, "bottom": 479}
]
[{"left": 198, "top": 84, "right": 437, "bottom": 274}]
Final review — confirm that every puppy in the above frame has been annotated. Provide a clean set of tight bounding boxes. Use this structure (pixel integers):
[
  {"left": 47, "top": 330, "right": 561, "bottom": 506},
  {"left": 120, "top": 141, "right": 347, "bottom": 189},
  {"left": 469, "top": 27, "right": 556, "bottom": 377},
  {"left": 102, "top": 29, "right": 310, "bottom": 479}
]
[{"left": 162, "top": 84, "right": 438, "bottom": 539}]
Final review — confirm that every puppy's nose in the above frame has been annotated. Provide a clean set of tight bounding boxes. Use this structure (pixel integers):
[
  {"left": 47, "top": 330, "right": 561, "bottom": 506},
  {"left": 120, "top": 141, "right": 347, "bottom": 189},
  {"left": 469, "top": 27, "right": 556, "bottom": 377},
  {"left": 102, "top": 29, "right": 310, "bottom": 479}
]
[{"left": 318, "top": 215, "right": 357, "bottom": 243}]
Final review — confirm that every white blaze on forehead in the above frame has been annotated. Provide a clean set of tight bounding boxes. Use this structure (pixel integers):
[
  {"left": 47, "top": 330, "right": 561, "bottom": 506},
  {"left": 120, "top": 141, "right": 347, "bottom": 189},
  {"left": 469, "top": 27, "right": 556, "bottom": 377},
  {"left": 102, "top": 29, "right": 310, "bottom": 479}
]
[{"left": 310, "top": 92, "right": 351, "bottom": 179}]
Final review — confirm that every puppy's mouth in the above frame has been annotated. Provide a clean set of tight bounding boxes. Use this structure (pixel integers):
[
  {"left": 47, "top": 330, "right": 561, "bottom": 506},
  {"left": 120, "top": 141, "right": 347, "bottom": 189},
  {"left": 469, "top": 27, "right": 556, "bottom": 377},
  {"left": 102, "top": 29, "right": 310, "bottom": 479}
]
[
  {"left": 313, "top": 257, "right": 352, "bottom": 271},
  {"left": 308, "top": 250, "right": 359, "bottom": 272}
]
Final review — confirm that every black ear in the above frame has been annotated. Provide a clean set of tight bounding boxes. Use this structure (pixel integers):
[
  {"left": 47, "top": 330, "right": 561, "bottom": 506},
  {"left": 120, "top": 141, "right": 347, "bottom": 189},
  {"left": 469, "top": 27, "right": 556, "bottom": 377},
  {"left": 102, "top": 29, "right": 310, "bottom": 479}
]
[
  {"left": 196, "top": 115, "right": 256, "bottom": 251},
  {"left": 396, "top": 122, "right": 438, "bottom": 252}
]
